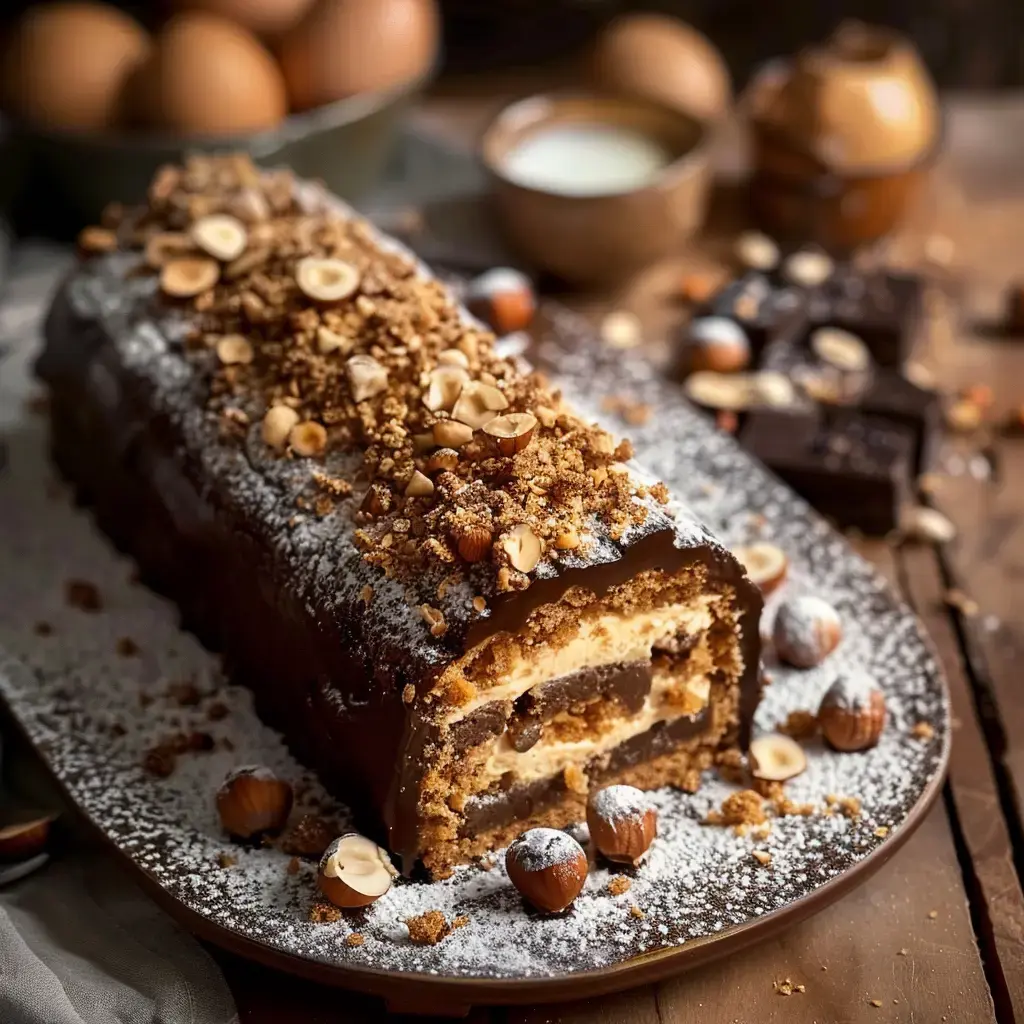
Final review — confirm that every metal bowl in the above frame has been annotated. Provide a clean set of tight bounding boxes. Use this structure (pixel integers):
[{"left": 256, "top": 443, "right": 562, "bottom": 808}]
[{"left": 0, "top": 71, "right": 429, "bottom": 232}]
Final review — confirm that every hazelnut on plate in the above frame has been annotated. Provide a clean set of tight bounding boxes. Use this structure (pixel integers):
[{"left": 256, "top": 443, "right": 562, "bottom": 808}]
[
  {"left": 466, "top": 267, "right": 535, "bottom": 335},
  {"left": 505, "top": 827, "right": 587, "bottom": 913},
  {"left": 687, "top": 317, "right": 751, "bottom": 374},
  {"left": 586, "top": 785, "right": 657, "bottom": 866},
  {"left": 749, "top": 733, "right": 807, "bottom": 781},
  {"left": 818, "top": 673, "right": 887, "bottom": 751},
  {"left": 318, "top": 833, "right": 398, "bottom": 909},
  {"left": 772, "top": 594, "right": 842, "bottom": 668},
  {"left": 216, "top": 765, "right": 293, "bottom": 839}
]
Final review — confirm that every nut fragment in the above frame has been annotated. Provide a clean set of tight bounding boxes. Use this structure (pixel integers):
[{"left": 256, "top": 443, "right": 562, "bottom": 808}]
[
  {"left": 404, "top": 470, "right": 435, "bottom": 498},
  {"left": 145, "top": 232, "right": 193, "bottom": 268},
  {"left": 688, "top": 317, "right": 751, "bottom": 374},
  {"left": 684, "top": 371, "right": 753, "bottom": 411},
  {"left": 316, "top": 326, "right": 352, "bottom": 355},
  {"left": 782, "top": 250, "right": 834, "bottom": 288},
  {"left": 0, "top": 816, "right": 55, "bottom": 863},
  {"left": 773, "top": 595, "right": 842, "bottom": 668},
  {"left": 262, "top": 405, "right": 300, "bottom": 450},
  {"left": 901, "top": 506, "right": 956, "bottom": 544},
  {"left": 735, "top": 231, "right": 780, "bottom": 272},
  {"left": 318, "top": 833, "right": 398, "bottom": 909},
  {"left": 501, "top": 524, "right": 542, "bottom": 573},
  {"left": 215, "top": 334, "right": 254, "bottom": 365},
  {"left": 452, "top": 381, "right": 509, "bottom": 429},
  {"left": 296, "top": 257, "right": 361, "bottom": 302},
  {"left": 432, "top": 419, "right": 474, "bottom": 448},
  {"left": 423, "top": 365, "right": 469, "bottom": 412},
  {"left": 161, "top": 257, "right": 220, "bottom": 298},
  {"left": 749, "top": 734, "right": 808, "bottom": 782},
  {"left": 455, "top": 525, "right": 493, "bottom": 563},
  {"left": 346, "top": 354, "right": 389, "bottom": 403},
  {"left": 946, "top": 398, "right": 983, "bottom": 433},
  {"left": 752, "top": 371, "right": 796, "bottom": 408},
  {"left": 818, "top": 674, "right": 887, "bottom": 751},
  {"left": 586, "top": 785, "right": 657, "bottom": 866},
  {"left": 191, "top": 214, "right": 248, "bottom": 262},
  {"left": 289, "top": 420, "right": 328, "bottom": 457},
  {"left": 505, "top": 828, "right": 587, "bottom": 913},
  {"left": 483, "top": 412, "right": 537, "bottom": 455},
  {"left": 600, "top": 310, "right": 642, "bottom": 350},
  {"left": 732, "top": 542, "right": 788, "bottom": 594},
  {"left": 811, "top": 327, "right": 870, "bottom": 373},
  {"left": 216, "top": 766, "right": 293, "bottom": 839},
  {"left": 425, "top": 448, "right": 459, "bottom": 474},
  {"left": 78, "top": 225, "right": 117, "bottom": 255}
]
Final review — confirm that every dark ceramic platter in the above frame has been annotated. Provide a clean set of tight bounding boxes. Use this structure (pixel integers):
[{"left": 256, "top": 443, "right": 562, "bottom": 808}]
[{"left": 0, "top": 267, "right": 948, "bottom": 1014}]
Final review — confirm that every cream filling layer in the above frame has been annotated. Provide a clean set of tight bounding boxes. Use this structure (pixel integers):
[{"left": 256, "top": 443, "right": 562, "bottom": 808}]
[
  {"left": 446, "top": 597, "right": 718, "bottom": 725},
  {"left": 479, "top": 667, "right": 713, "bottom": 787}
]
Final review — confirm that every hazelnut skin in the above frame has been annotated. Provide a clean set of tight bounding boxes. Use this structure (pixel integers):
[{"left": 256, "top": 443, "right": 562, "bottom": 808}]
[
  {"left": 216, "top": 766, "right": 293, "bottom": 839},
  {"left": 505, "top": 828, "right": 587, "bottom": 913}
]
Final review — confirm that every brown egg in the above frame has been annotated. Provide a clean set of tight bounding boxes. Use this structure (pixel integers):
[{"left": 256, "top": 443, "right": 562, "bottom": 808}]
[
  {"left": 279, "top": 0, "right": 439, "bottom": 111},
  {"left": 170, "top": 0, "right": 315, "bottom": 38},
  {"left": 130, "top": 13, "right": 287, "bottom": 135},
  {"left": 587, "top": 13, "right": 731, "bottom": 123},
  {"left": 1, "top": 2, "right": 150, "bottom": 130}
]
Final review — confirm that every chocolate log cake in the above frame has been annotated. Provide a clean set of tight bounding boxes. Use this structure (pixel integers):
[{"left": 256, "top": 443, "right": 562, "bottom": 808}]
[{"left": 38, "top": 157, "right": 762, "bottom": 877}]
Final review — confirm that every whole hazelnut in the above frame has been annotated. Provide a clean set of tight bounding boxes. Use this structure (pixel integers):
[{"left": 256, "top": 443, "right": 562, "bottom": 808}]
[
  {"left": 0, "top": 816, "right": 55, "bottom": 863},
  {"left": 688, "top": 317, "right": 751, "bottom": 374},
  {"left": 505, "top": 827, "right": 587, "bottom": 913},
  {"left": 466, "top": 267, "right": 535, "bottom": 335},
  {"left": 586, "top": 785, "right": 657, "bottom": 866},
  {"left": 772, "top": 595, "right": 842, "bottom": 668},
  {"left": 318, "top": 833, "right": 398, "bottom": 909},
  {"left": 818, "top": 673, "right": 887, "bottom": 752},
  {"left": 216, "top": 766, "right": 293, "bottom": 839}
]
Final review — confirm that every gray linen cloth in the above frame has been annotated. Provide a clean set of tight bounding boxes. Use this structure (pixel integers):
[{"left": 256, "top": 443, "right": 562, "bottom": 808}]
[{"left": 0, "top": 855, "right": 239, "bottom": 1024}]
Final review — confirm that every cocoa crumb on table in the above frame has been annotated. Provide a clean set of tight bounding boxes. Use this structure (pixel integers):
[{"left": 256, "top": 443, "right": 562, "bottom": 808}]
[
  {"left": 406, "top": 909, "right": 452, "bottom": 946},
  {"left": 65, "top": 579, "right": 101, "bottom": 611}
]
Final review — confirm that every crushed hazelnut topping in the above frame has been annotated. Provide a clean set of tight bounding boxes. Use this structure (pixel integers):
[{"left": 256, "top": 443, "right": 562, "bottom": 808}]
[
  {"left": 308, "top": 902, "right": 342, "bottom": 924},
  {"left": 752, "top": 849, "right": 772, "bottom": 867},
  {"left": 607, "top": 875, "right": 631, "bottom": 896},
  {"left": 346, "top": 933, "right": 365, "bottom": 947},
  {"left": 88, "top": 155, "right": 661, "bottom": 612},
  {"left": 912, "top": 721, "right": 935, "bottom": 741},
  {"left": 406, "top": 909, "right": 451, "bottom": 945},
  {"left": 705, "top": 790, "right": 767, "bottom": 827}
]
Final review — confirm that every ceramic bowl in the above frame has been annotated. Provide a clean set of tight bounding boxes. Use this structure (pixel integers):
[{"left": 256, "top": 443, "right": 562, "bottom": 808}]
[{"left": 481, "top": 92, "right": 712, "bottom": 288}]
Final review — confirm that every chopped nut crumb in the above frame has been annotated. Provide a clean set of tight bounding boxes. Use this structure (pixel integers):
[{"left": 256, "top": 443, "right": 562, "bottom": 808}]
[
  {"left": 207, "top": 701, "right": 230, "bottom": 721},
  {"left": 874, "top": 826, "right": 889, "bottom": 838},
  {"left": 359, "top": 584, "right": 373, "bottom": 604},
  {"left": 607, "top": 876, "right": 632, "bottom": 896},
  {"left": 216, "top": 852, "right": 237, "bottom": 868},
  {"left": 65, "top": 579, "right": 102, "bottom": 611},
  {"left": 752, "top": 850, "right": 772, "bottom": 867},
  {"left": 707, "top": 790, "right": 767, "bottom": 827},
  {"left": 928, "top": 910, "right": 938, "bottom": 920},
  {"left": 309, "top": 902, "right": 342, "bottom": 924},
  {"left": 629, "top": 905, "right": 645, "bottom": 919},
  {"left": 779, "top": 710, "right": 819, "bottom": 739},
  {"left": 115, "top": 636, "right": 139, "bottom": 657},
  {"left": 346, "top": 932, "right": 365, "bottom": 947},
  {"left": 287, "top": 856, "right": 301, "bottom": 875},
  {"left": 452, "top": 914, "right": 470, "bottom": 930},
  {"left": 406, "top": 909, "right": 451, "bottom": 945},
  {"left": 912, "top": 721, "right": 935, "bottom": 741},
  {"left": 869, "top": 999, "right": 882, "bottom": 1008},
  {"left": 773, "top": 978, "right": 805, "bottom": 996},
  {"left": 563, "top": 763, "right": 588, "bottom": 795},
  {"left": 143, "top": 746, "right": 176, "bottom": 777},
  {"left": 33, "top": 621, "right": 53, "bottom": 636}
]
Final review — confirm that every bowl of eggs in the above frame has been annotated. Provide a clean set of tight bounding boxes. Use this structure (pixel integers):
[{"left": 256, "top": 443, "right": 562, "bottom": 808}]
[{"left": 0, "top": 0, "right": 440, "bottom": 225}]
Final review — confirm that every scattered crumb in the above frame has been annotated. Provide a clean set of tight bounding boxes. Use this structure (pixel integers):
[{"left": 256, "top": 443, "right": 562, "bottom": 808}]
[
  {"left": 780, "top": 709, "right": 819, "bottom": 739},
  {"left": 346, "top": 932, "right": 365, "bottom": 947},
  {"left": 944, "top": 588, "right": 979, "bottom": 617},
  {"left": 824, "top": 794, "right": 862, "bottom": 820},
  {"left": 452, "top": 914, "right": 470, "bottom": 930},
  {"left": 752, "top": 850, "right": 772, "bottom": 867},
  {"left": 142, "top": 746, "right": 176, "bottom": 778},
  {"left": 874, "top": 826, "right": 889, "bottom": 838},
  {"left": 308, "top": 902, "right": 342, "bottom": 924},
  {"left": 869, "top": 999, "right": 883, "bottom": 1008},
  {"left": 706, "top": 790, "right": 767, "bottom": 827},
  {"left": 629, "top": 905, "right": 645, "bottom": 919},
  {"left": 773, "top": 978, "right": 805, "bottom": 996},
  {"left": 563, "top": 763, "right": 588, "bottom": 795},
  {"left": 928, "top": 910, "right": 938, "bottom": 920},
  {"left": 912, "top": 721, "right": 935, "bottom": 741},
  {"left": 167, "top": 681, "right": 201, "bottom": 706},
  {"left": 287, "top": 856, "right": 301, "bottom": 875},
  {"left": 32, "top": 621, "right": 53, "bottom": 636},
  {"left": 115, "top": 636, "right": 139, "bottom": 657},
  {"left": 207, "top": 701, "right": 230, "bottom": 721},
  {"left": 280, "top": 814, "right": 336, "bottom": 858},
  {"left": 65, "top": 579, "right": 101, "bottom": 611},
  {"left": 608, "top": 875, "right": 632, "bottom": 896},
  {"left": 407, "top": 909, "right": 451, "bottom": 946},
  {"left": 359, "top": 584, "right": 373, "bottom": 604},
  {"left": 216, "top": 852, "right": 237, "bottom": 869},
  {"left": 898, "top": 948, "right": 909, "bottom": 956}
]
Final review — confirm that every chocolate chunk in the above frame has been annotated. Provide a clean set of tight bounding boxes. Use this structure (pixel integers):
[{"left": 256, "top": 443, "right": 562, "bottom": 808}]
[
  {"left": 806, "top": 268, "right": 923, "bottom": 368},
  {"left": 507, "top": 716, "right": 542, "bottom": 753},
  {"left": 520, "top": 661, "right": 652, "bottom": 720},
  {"left": 739, "top": 408, "right": 915, "bottom": 534},
  {"left": 449, "top": 701, "right": 510, "bottom": 753}
]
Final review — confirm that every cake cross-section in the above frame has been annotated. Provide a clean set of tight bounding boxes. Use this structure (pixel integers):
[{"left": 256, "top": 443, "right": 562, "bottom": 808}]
[{"left": 38, "top": 156, "right": 762, "bottom": 877}]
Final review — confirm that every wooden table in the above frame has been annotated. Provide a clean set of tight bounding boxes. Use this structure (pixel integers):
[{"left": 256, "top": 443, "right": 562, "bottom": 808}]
[{"left": 211, "top": 92, "right": 1024, "bottom": 1022}]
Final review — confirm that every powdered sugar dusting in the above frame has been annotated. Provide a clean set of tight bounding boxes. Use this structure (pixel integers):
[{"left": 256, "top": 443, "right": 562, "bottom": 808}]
[
  {"left": 0, "top": 253, "right": 948, "bottom": 985},
  {"left": 823, "top": 670, "right": 882, "bottom": 712},
  {"left": 773, "top": 595, "right": 841, "bottom": 665},
  {"left": 589, "top": 785, "right": 653, "bottom": 824},
  {"left": 508, "top": 828, "right": 584, "bottom": 873}
]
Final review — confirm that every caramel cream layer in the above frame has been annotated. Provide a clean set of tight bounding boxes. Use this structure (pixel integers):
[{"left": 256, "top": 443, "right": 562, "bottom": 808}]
[
  {"left": 446, "top": 597, "right": 720, "bottom": 725},
  {"left": 478, "top": 665, "right": 714, "bottom": 787}
]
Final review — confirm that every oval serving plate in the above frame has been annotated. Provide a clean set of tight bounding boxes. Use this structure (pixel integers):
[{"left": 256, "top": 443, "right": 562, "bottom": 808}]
[{"left": 0, "top": 279, "right": 948, "bottom": 1014}]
